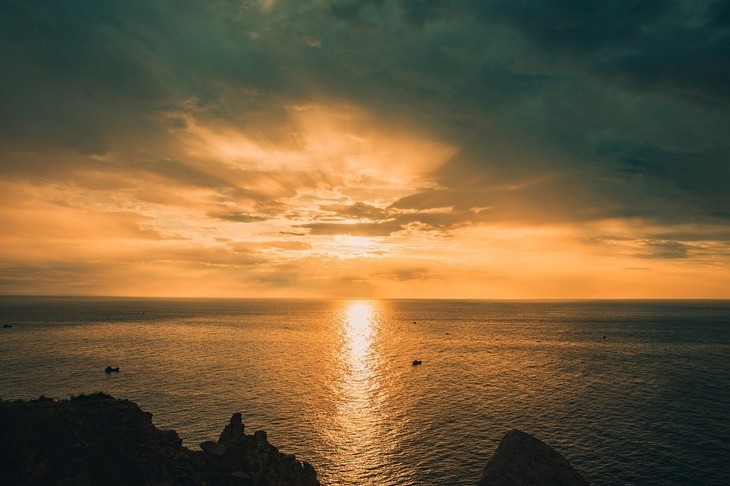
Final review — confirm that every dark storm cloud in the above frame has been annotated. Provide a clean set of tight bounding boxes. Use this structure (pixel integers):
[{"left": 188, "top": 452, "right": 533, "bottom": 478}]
[
  {"left": 0, "top": 0, "right": 167, "bottom": 152},
  {"left": 330, "top": 1, "right": 728, "bottom": 227},
  {"left": 0, "top": 0, "right": 290, "bottom": 154},
  {"left": 453, "top": 0, "right": 730, "bottom": 105},
  {"left": 478, "top": 1, "right": 674, "bottom": 52},
  {"left": 597, "top": 143, "right": 730, "bottom": 220},
  {"left": 2, "top": 0, "right": 730, "bottom": 235},
  {"left": 328, "top": 0, "right": 386, "bottom": 21}
]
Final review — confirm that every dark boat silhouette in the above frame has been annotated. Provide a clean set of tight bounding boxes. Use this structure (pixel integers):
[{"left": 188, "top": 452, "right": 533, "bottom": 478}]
[
  {"left": 412, "top": 360, "right": 422, "bottom": 366},
  {"left": 104, "top": 366, "right": 120, "bottom": 373}
]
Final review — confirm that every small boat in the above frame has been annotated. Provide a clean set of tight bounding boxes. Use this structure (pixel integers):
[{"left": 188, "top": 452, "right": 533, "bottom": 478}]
[
  {"left": 104, "top": 366, "right": 120, "bottom": 373},
  {"left": 412, "top": 360, "right": 422, "bottom": 366},
  {"left": 3, "top": 324, "right": 12, "bottom": 328}
]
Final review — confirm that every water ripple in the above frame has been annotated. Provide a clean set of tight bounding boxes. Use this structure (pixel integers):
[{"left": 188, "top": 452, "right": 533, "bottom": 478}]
[{"left": 1, "top": 298, "right": 729, "bottom": 485}]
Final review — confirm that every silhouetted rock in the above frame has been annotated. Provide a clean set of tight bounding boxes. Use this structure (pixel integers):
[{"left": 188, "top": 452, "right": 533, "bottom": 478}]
[
  {"left": 479, "top": 429, "right": 590, "bottom": 486},
  {"left": 0, "top": 393, "right": 320, "bottom": 485},
  {"left": 218, "top": 412, "right": 245, "bottom": 443},
  {"left": 1, "top": 394, "right": 590, "bottom": 485},
  {"left": 205, "top": 415, "right": 318, "bottom": 486},
  {"left": 200, "top": 440, "right": 226, "bottom": 457}
]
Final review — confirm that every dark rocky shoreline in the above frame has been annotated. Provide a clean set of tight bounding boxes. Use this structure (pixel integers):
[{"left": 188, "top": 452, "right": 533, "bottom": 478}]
[
  {"left": 0, "top": 393, "right": 318, "bottom": 485},
  {"left": 0, "top": 393, "right": 588, "bottom": 485}
]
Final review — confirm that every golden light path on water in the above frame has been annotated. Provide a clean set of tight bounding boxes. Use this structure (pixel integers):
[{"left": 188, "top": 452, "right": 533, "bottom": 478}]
[{"left": 332, "top": 300, "right": 388, "bottom": 483}]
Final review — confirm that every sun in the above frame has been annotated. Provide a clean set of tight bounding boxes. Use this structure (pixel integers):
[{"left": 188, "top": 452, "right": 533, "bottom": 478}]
[
  {"left": 324, "top": 235, "right": 385, "bottom": 259},
  {"left": 334, "top": 235, "right": 374, "bottom": 249}
]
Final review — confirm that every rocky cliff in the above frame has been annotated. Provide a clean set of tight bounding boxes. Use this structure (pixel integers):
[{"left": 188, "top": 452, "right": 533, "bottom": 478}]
[
  {"left": 0, "top": 393, "right": 318, "bottom": 485},
  {"left": 479, "top": 429, "right": 590, "bottom": 486},
  {"left": 1, "top": 394, "right": 589, "bottom": 485}
]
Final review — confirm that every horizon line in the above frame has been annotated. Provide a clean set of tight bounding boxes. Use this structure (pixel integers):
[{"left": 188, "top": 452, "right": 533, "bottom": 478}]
[{"left": 1, "top": 294, "right": 729, "bottom": 302}]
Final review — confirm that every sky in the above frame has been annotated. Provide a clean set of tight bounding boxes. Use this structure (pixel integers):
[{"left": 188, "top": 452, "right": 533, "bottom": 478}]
[{"left": 1, "top": 0, "right": 729, "bottom": 299}]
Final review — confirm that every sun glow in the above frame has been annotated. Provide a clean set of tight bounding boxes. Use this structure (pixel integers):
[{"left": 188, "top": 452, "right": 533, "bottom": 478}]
[
  {"left": 334, "top": 235, "right": 375, "bottom": 249},
  {"left": 321, "top": 235, "right": 385, "bottom": 260}
]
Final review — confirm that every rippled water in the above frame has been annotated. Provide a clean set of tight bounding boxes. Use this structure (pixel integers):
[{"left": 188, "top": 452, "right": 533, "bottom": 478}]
[{"left": 1, "top": 298, "right": 729, "bottom": 485}]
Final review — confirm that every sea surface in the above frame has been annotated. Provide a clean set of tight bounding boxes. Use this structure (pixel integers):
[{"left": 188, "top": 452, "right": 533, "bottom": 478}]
[{"left": 1, "top": 298, "right": 729, "bottom": 485}]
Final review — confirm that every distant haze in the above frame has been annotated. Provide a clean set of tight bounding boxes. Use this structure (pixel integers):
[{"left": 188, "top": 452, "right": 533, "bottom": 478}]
[{"left": 1, "top": 1, "right": 729, "bottom": 298}]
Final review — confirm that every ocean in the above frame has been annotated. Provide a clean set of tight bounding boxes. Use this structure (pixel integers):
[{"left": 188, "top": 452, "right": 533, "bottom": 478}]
[{"left": 1, "top": 297, "right": 728, "bottom": 485}]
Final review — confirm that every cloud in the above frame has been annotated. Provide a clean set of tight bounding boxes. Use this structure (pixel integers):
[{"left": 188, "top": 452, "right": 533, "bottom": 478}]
[
  {"left": 372, "top": 267, "right": 432, "bottom": 281},
  {"left": 265, "top": 241, "right": 313, "bottom": 250},
  {"left": 1, "top": 0, "right": 729, "bottom": 297},
  {"left": 214, "top": 212, "right": 268, "bottom": 223},
  {"left": 319, "top": 202, "right": 388, "bottom": 220},
  {"left": 302, "top": 221, "right": 402, "bottom": 237},
  {"left": 486, "top": 0, "right": 730, "bottom": 105},
  {"left": 0, "top": 1, "right": 169, "bottom": 153},
  {"left": 229, "top": 240, "right": 312, "bottom": 252},
  {"left": 636, "top": 240, "right": 691, "bottom": 260}
]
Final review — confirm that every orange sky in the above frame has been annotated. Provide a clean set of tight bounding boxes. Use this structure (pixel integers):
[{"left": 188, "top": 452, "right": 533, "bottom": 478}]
[{"left": 1, "top": 2, "right": 729, "bottom": 298}]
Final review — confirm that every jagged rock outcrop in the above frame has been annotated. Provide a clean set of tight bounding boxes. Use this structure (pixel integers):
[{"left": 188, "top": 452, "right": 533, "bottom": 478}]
[
  {"left": 1, "top": 394, "right": 590, "bottom": 485},
  {"left": 0, "top": 393, "right": 319, "bottom": 485},
  {"left": 478, "top": 429, "right": 590, "bottom": 486},
  {"left": 200, "top": 411, "right": 318, "bottom": 486},
  {"left": 219, "top": 412, "right": 246, "bottom": 442}
]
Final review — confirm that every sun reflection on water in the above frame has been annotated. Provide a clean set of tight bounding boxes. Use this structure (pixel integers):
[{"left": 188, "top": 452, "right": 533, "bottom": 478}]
[
  {"left": 345, "top": 301, "right": 375, "bottom": 370},
  {"left": 333, "top": 300, "right": 383, "bottom": 481}
]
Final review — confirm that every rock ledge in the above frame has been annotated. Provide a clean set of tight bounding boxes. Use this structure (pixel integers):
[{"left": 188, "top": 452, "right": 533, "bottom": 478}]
[
  {"left": 479, "top": 429, "right": 590, "bottom": 485},
  {"left": 1, "top": 394, "right": 589, "bottom": 485},
  {"left": 0, "top": 393, "right": 319, "bottom": 485}
]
